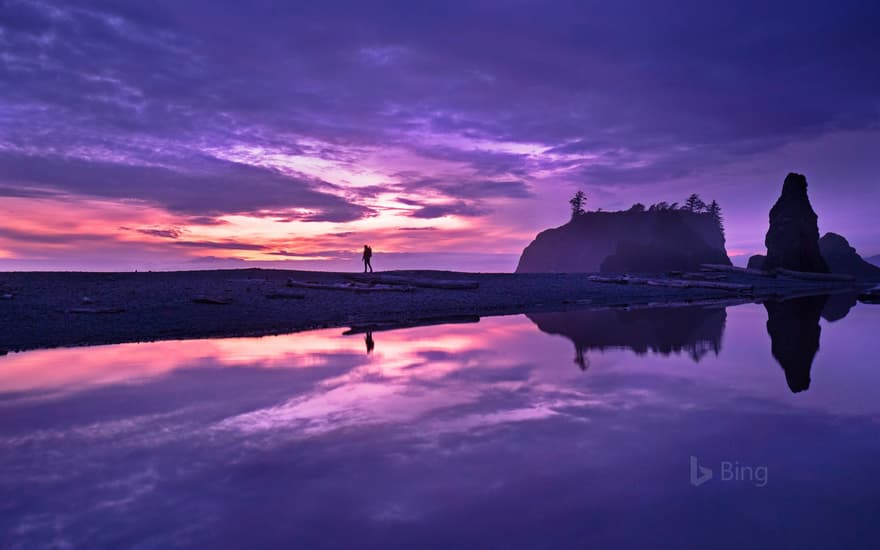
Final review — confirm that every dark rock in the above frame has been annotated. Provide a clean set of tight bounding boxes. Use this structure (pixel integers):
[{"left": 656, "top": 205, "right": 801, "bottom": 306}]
[
  {"left": 762, "top": 173, "right": 829, "bottom": 273},
  {"left": 516, "top": 210, "right": 730, "bottom": 273},
  {"left": 600, "top": 213, "right": 730, "bottom": 273},
  {"left": 747, "top": 254, "right": 766, "bottom": 270},
  {"left": 764, "top": 295, "right": 827, "bottom": 393},
  {"left": 819, "top": 232, "right": 880, "bottom": 280},
  {"left": 820, "top": 292, "right": 858, "bottom": 322}
]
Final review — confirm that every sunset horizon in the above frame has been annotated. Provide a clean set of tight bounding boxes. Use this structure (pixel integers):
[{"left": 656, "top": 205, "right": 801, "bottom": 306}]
[
  {"left": 3, "top": 3, "right": 880, "bottom": 548},
  {"left": 3, "top": 1, "right": 879, "bottom": 272}
]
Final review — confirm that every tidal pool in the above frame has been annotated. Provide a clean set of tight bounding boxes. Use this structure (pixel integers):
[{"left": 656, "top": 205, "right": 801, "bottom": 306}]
[{"left": 2, "top": 297, "right": 879, "bottom": 548}]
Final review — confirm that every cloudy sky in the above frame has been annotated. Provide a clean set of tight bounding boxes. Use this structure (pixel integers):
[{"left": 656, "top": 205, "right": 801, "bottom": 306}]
[{"left": 1, "top": 0, "right": 878, "bottom": 271}]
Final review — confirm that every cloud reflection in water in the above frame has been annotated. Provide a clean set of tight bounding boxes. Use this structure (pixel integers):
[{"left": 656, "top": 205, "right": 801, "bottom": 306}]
[{"left": 2, "top": 303, "right": 880, "bottom": 548}]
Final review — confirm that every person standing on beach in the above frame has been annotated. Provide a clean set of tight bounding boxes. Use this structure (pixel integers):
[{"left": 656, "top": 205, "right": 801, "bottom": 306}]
[{"left": 362, "top": 244, "right": 373, "bottom": 273}]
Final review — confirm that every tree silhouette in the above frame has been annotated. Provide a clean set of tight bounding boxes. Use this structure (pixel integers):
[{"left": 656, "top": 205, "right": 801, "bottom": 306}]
[
  {"left": 628, "top": 202, "right": 646, "bottom": 212},
  {"left": 569, "top": 190, "right": 587, "bottom": 218},
  {"left": 707, "top": 200, "right": 723, "bottom": 230},
  {"left": 683, "top": 193, "right": 706, "bottom": 212}
]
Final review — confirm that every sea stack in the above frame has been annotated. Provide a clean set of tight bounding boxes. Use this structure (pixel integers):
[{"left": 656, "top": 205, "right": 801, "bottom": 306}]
[
  {"left": 818, "top": 232, "right": 880, "bottom": 279},
  {"left": 762, "top": 173, "right": 829, "bottom": 273},
  {"left": 516, "top": 209, "right": 730, "bottom": 273}
]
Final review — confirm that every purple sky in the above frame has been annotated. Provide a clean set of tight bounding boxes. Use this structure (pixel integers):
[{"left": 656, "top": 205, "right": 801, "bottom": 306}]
[{"left": 1, "top": 0, "right": 879, "bottom": 271}]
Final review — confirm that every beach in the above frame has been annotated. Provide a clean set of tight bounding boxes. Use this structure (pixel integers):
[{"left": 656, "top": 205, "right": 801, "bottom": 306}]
[{"left": 0, "top": 268, "right": 868, "bottom": 354}]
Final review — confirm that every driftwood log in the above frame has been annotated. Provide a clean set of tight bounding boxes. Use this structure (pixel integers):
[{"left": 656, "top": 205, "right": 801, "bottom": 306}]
[
  {"left": 775, "top": 268, "right": 855, "bottom": 282},
  {"left": 193, "top": 297, "right": 232, "bottom": 305},
  {"left": 287, "top": 279, "right": 414, "bottom": 292},
  {"left": 66, "top": 307, "right": 126, "bottom": 314},
  {"left": 264, "top": 291, "right": 306, "bottom": 300},
  {"left": 700, "top": 264, "right": 775, "bottom": 277},
  {"left": 587, "top": 275, "right": 753, "bottom": 292},
  {"left": 594, "top": 297, "right": 756, "bottom": 311},
  {"left": 680, "top": 272, "right": 727, "bottom": 281},
  {"left": 346, "top": 274, "right": 479, "bottom": 290}
]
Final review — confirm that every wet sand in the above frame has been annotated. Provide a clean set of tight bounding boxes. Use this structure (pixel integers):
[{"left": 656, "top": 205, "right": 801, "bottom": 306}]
[{"left": 0, "top": 268, "right": 867, "bottom": 353}]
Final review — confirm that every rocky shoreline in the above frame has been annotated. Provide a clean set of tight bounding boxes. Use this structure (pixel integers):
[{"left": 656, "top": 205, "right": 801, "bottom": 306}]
[{"left": 1, "top": 268, "right": 873, "bottom": 354}]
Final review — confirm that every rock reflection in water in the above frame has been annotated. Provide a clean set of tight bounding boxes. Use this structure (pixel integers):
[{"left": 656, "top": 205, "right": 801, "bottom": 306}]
[
  {"left": 764, "top": 295, "right": 828, "bottom": 393},
  {"left": 527, "top": 307, "right": 726, "bottom": 370},
  {"left": 529, "top": 295, "right": 857, "bottom": 394},
  {"left": 2, "top": 302, "right": 880, "bottom": 548},
  {"left": 820, "top": 292, "right": 859, "bottom": 323}
]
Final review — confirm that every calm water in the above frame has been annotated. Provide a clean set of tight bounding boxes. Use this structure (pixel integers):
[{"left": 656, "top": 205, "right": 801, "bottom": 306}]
[{"left": 2, "top": 296, "right": 880, "bottom": 549}]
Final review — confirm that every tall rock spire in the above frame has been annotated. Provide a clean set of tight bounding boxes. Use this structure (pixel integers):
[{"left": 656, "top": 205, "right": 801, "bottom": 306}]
[{"left": 762, "top": 173, "right": 830, "bottom": 273}]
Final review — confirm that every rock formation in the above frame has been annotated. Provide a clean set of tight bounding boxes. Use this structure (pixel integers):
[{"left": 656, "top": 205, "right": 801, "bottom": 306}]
[
  {"left": 747, "top": 254, "right": 765, "bottom": 270},
  {"left": 762, "top": 173, "right": 829, "bottom": 273},
  {"left": 600, "top": 213, "right": 731, "bottom": 272},
  {"left": 819, "top": 233, "right": 880, "bottom": 279},
  {"left": 753, "top": 233, "right": 880, "bottom": 279},
  {"left": 516, "top": 210, "right": 730, "bottom": 273}
]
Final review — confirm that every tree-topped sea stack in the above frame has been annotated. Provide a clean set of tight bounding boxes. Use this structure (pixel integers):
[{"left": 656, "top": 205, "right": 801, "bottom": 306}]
[
  {"left": 516, "top": 192, "right": 730, "bottom": 273},
  {"left": 762, "top": 173, "right": 829, "bottom": 273}
]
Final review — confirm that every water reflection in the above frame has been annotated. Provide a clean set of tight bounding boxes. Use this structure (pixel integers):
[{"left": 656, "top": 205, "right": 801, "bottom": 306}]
[
  {"left": 764, "top": 296, "right": 826, "bottom": 393},
  {"left": 528, "top": 307, "right": 726, "bottom": 369},
  {"left": 528, "top": 295, "right": 860, "bottom": 395},
  {"left": 820, "top": 291, "right": 859, "bottom": 322},
  {"left": 1, "top": 300, "right": 879, "bottom": 548}
]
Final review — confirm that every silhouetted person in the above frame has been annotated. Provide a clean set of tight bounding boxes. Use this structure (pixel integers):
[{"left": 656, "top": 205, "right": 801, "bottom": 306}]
[
  {"left": 764, "top": 295, "right": 827, "bottom": 393},
  {"left": 365, "top": 331, "right": 375, "bottom": 354},
  {"left": 362, "top": 244, "right": 373, "bottom": 273}
]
